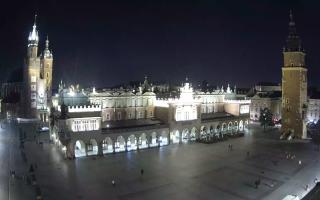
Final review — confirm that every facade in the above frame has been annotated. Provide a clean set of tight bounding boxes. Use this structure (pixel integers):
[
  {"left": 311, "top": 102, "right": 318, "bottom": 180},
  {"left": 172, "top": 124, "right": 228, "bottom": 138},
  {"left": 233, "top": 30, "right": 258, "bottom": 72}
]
[
  {"left": 50, "top": 80, "right": 250, "bottom": 158},
  {"left": 281, "top": 11, "right": 307, "bottom": 139},
  {"left": 23, "top": 16, "right": 53, "bottom": 121},
  {"left": 250, "top": 83, "right": 282, "bottom": 122},
  {"left": 1, "top": 82, "right": 23, "bottom": 119},
  {"left": 307, "top": 98, "right": 320, "bottom": 123}
]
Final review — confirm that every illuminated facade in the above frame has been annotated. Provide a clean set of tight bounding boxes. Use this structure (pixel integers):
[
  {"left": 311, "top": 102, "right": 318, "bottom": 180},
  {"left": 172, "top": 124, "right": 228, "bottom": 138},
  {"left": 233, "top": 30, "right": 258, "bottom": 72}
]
[
  {"left": 50, "top": 79, "right": 250, "bottom": 158},
  {"left": 281, "top": 11, "right": 307, "bottom": 139},
  {"left": 24, "top": 16, "right": 53, "bottom": 121}
]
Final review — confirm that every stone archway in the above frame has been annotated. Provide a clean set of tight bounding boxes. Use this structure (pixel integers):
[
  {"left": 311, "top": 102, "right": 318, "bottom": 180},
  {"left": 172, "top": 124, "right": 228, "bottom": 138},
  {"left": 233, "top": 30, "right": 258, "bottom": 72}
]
[
  {"left": 245, "top": 120, "right": 249, "bottom": 129},
  {"left": 159, "top": 131, "right": 169, "bottom": 146},
  {"left": 149, "top": 132, "right": 158, "bottom": 147},
  {"left": 228, "top": 122, "right": 233, "bottom": 132},
  {"left": 138, "top": 133, "right": 148, "bottom": 149},
  {"left": 127, "top": 134, "right": 137, "bottom": 151},
  {"left": 190, "top": 127, "right": 197, "bottom": 141},
  {"left": 239, "top": 120, "right": 244, "bottom": 131},
  {"left": 234, "top": 121, "right": 239, "bottom": 131},
  {"left": 115, "top": 136, "right": 126, "bottom": 152},
  {"left": 171, "top": 130, "right": 180, "bottom": 144},
  {"left": 102, "top": 137, "right": 113, "bottom": 154},
  {"left": 87, "top": 139, "right": 98, "bottom": 156},
  {"left": 222, "top": 123, "right": 227, "bottom": 132},
  {"left": 182, "top": 129, "right": 189, "bottom": 143},
  {"left": 200, "top": 126, "right": 207, "bottom": 139},
  {"left": 74, "top": 140, "right": 86, "bottom": 157}
]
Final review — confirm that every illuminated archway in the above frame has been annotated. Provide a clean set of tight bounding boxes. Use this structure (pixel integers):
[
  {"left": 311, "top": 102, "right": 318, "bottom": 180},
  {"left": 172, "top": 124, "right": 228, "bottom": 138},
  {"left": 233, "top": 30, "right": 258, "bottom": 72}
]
[
  {"left": 115, "top": 136, "right": 126, "bottom": 152},
  {"left": 222, "top": 123, "right": 227, "bottom": 132},
  {"left": 209, "top": 125, "right": 213, "bottom": 133},
  {"left": 102, "top": 137, "right": 113, "bottom": 154},
  {"left": 190, "top": 127, "right": 197, "bottom": 141},
  {"left": 149, "top": 132, "right": 158, "bottom": 147},
  {"left": 182, "top": 129, "right": 189, "bottom": 143},
  {"left": 127, "top": 134, "right": 137, "bottom": 151},
  {"left": 239, "top": 120, "right": 244, "bottom": 131},
  {"left": 200, "top": 126, "right": 207, "bottom": 139},
  {"left": 171, "top": 130, "right": 180, "bottom": 144},
  {"left": 234, "top": 121, "right": 238, "bottom": 131},
  {"left": 159, "top": 132, "right": 169, "bottom": 146},
  {"left": 87, "top": 139, "right": 98, "bottom": 156},
  {"left": 74, "top": 140, "right": 86, "bottom": 157},
  {"left": 228, "top": 122, "right": 233, "bottom": 131},
  {"left": 245, "top": 120, "right": 249, "bottom": 129},
  {"left": 138, "top": 133, "right": 148, "bottom": 149}
]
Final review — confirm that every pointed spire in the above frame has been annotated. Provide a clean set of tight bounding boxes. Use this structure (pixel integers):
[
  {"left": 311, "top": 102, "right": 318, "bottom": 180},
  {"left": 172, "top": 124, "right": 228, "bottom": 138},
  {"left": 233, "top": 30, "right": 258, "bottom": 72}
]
[
  {"left": 44, "top": 35, "right": 52, "bottom": 58},
  {"left": 289, "top": 9, "right": 294, "bottom": 26},
  {"left": 284, "top": 9, "right": 302, "bottom": 52},
  {"left": 34, "top": 14, "right": 37, "bottom": 26},
  {"left": 28, "top": 14, "right": 39, "bottom": 47},
  {"left": 45, "top": 35, "right": 49, "bottom": 49}
]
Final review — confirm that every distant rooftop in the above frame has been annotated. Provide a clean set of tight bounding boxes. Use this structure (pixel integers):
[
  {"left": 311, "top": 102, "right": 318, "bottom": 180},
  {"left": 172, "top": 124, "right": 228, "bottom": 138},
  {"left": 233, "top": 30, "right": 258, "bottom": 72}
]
[{"left": 256, "top": 82, "right": 280, "bottom": 86}]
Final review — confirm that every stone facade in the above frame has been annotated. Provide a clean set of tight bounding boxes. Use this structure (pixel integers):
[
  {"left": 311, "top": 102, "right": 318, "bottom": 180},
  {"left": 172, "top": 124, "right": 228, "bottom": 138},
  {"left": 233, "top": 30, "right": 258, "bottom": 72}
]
[
  {"left": 24, "top": 16, "right": 53, "bottom": 121},
  {"left": 281, "top": 11, "right": 307, "bottom": 139},
  {"left": 50, "top": 80, "right": 250, "bottom": 158}
]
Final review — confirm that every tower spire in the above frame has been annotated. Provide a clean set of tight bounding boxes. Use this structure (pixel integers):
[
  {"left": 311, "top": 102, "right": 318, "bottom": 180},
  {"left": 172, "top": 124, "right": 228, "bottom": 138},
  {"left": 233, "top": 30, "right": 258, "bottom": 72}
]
[
  {"left": 28, "top": 14, "right": 39, "bottom": 47},
  {"left": 45, "top": 35, "right": 49, "bottom": 49},
  {"left": 34, "top": 14, "right": 37, "bottom": 26},
  {"left": 43, "top": 35, "right": 52, "bottom": 58},
  {"left": 284, "top": 10, "right": 302, "bottom": 52}
]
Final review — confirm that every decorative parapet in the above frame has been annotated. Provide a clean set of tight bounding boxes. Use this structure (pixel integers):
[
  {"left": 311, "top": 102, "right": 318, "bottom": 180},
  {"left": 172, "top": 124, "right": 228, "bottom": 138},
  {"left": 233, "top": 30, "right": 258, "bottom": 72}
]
[
  {"left": 57, "top": 104, "right": 102, "bottom": 112},
  {"left": 223, "top": 99, "right": 251, "bottom": 104}
]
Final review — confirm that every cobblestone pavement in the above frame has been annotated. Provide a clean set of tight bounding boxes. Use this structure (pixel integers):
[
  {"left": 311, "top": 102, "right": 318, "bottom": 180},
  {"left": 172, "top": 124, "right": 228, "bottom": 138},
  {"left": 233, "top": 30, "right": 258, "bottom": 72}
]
[{"left": 4, "top": 122, "right": 320, "bottom": 200}]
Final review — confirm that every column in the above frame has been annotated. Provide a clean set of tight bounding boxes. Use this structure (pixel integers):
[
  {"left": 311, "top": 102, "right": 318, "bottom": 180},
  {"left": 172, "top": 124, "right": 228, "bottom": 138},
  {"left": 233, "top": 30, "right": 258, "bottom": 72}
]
[{"left": 98, "top": 141, "right": 103, "bottom": 156}]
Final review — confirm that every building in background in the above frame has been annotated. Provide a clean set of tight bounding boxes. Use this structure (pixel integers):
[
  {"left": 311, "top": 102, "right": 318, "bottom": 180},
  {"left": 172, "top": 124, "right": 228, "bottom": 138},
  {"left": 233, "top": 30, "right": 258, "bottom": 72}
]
[
  {"left": 250, "top": 82, "right": 281, "bottom": 122},
  {"left": 23, "top": 16, "right": 53, "bottom": 121}
]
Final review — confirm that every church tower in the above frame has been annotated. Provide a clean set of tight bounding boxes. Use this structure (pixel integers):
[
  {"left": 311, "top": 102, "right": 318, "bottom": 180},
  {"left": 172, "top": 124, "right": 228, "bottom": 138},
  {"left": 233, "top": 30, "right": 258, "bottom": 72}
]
[
  {"left": 42, "top": 36, "right": 53, "bottom": 102},
  {"left": 281, "top": 11, "right": 308, "bottom": 139},
  {"left": 25, "top": 15, "right": 41, "bottom": 118}
]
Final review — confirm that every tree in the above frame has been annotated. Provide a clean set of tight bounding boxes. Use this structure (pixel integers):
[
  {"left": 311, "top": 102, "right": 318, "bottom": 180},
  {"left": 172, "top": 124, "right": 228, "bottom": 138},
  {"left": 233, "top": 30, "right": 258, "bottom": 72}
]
[{"left": 259, "top": 108, "right": 274, "bottom": 131}]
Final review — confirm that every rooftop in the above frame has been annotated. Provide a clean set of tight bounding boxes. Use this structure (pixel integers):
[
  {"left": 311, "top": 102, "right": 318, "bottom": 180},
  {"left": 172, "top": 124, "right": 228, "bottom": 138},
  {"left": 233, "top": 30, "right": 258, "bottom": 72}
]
[{"left": 102, "top": 118, "right": 168, "bottom": 133}]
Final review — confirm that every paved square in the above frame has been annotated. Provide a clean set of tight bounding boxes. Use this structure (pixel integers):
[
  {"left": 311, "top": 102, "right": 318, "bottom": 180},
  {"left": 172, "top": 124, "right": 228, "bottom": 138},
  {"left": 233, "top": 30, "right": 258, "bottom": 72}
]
[{"left": 2, "top": 123, "right": 320, "bottom": 200}]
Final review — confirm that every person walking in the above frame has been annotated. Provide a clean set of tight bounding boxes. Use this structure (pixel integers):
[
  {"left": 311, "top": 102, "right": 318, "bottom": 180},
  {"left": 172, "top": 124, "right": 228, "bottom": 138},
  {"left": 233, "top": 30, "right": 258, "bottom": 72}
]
[
  {"left": 112, "top": 180, "right": 115, "bottom": 186},
  {"left": 140, "top": 169, "right": 144, "bottom": 176}
]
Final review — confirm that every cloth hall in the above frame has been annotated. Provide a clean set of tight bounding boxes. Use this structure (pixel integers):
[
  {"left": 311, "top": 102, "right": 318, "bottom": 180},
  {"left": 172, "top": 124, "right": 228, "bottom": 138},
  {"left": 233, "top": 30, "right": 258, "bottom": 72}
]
[{"left": 50, "top": 79, "right": 250, "bottom": 158}]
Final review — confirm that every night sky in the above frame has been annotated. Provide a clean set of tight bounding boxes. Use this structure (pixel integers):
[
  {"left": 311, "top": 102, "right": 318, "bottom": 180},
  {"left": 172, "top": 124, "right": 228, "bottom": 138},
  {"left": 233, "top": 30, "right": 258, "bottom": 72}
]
[{"left": 0, "top": 0, "right": 320, "bottom": 89}]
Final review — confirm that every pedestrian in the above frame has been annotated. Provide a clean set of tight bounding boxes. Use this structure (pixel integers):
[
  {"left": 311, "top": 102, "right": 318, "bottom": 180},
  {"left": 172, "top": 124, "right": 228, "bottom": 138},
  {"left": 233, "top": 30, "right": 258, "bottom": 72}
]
[
  {"left": 305, "top": 184, "right": 309, "bottom": 191},
  {"left": 247, "top": 151, "right": 250, "bottom": 157},
  {"left": 29, "top": 164, "right": 34, "bottom": 173},
  {"left": 230, "top": 144, "right": 233, "bottom": 151},
  {"left": 112, "top": 180, "right": 115, "bottom": 186},
  {"left": 315, "top": 178, "right": 318, "bottom": 184},
  {"left": 140, "top": 169, "right": 144, "bottom": 176}
]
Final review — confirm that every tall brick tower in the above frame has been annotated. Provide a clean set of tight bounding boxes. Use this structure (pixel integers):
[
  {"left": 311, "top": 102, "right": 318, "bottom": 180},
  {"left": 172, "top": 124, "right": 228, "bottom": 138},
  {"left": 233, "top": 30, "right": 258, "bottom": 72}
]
[{"left": 281, "top": 11, "right": 307, "bottom": 139}]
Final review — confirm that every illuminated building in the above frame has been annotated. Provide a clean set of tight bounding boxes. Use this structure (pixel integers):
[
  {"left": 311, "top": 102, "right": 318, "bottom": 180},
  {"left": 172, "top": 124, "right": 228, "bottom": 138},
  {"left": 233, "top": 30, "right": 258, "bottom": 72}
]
[
  {"left": 23, "top": 15, "right": 53, "bottom": 121},
  {"left": 281, "top": 11, "right": 307, "bottom": 139},
  {"left": 50, "top": 79, "right": 250, "bottom": 158}
]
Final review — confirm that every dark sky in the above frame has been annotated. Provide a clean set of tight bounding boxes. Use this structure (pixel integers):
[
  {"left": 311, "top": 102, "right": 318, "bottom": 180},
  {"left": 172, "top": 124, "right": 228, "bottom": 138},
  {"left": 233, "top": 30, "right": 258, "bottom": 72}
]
[{"left": 0, "top": 0, "right": 320, "bottom": 88}]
